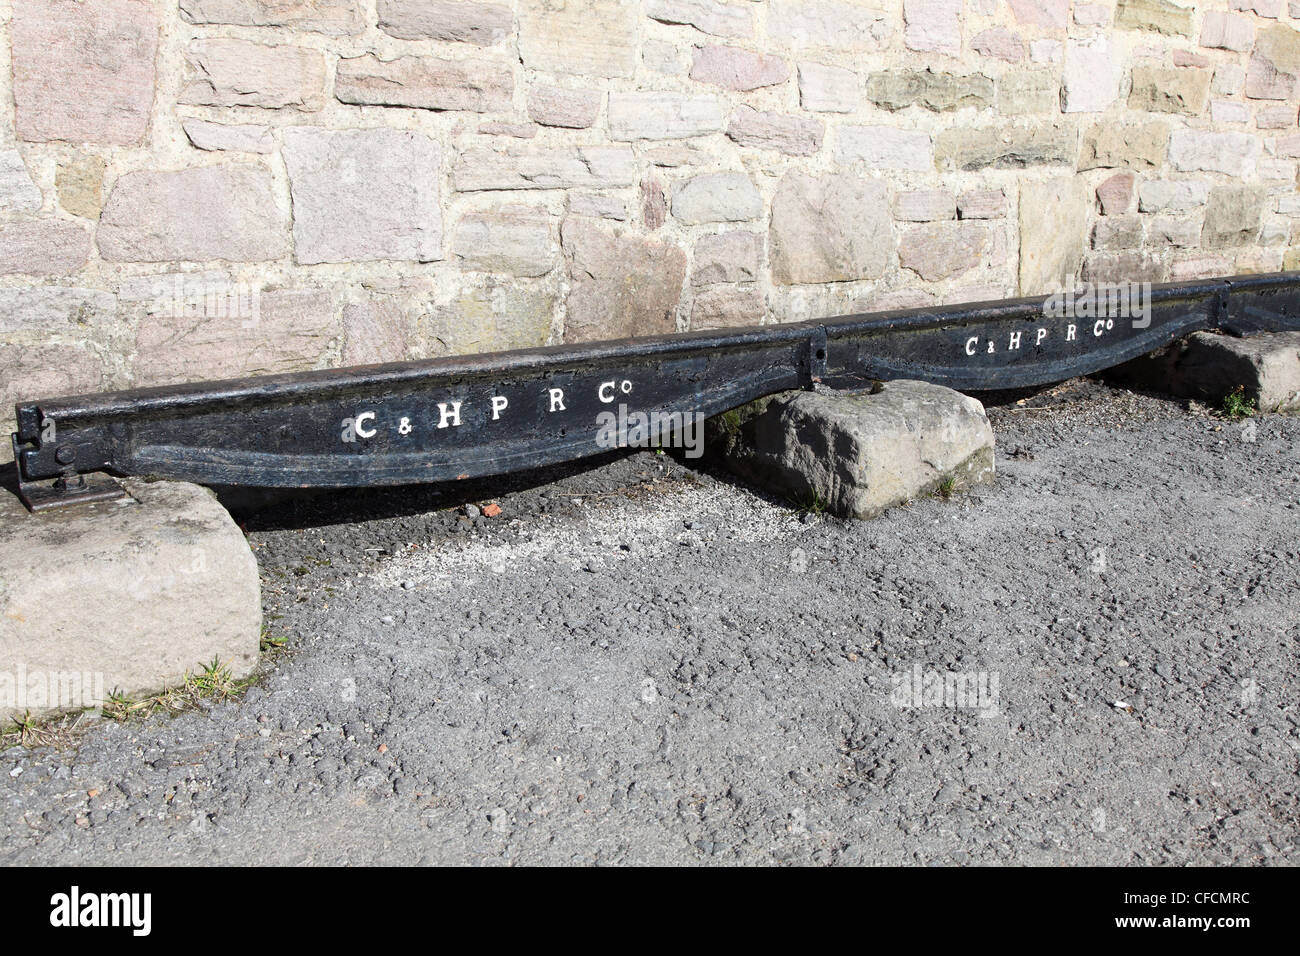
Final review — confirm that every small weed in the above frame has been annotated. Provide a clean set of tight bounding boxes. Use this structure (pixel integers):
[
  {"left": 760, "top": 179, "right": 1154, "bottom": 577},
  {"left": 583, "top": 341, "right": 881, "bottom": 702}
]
[
  {"left": 936, "top": 475, "right": 958, "bottom": 499},
  {"left": 0, "top": 710, "right": 84, "bottom": 751},
  {"left": 260, "top": 625, "right": 290, "bottom": 653},
  {"left": 790, "top": 491, "right": 828, "bottom": 516},
  {"left": 1219, "top": 385, "right": 1257, "bottom": 420}
]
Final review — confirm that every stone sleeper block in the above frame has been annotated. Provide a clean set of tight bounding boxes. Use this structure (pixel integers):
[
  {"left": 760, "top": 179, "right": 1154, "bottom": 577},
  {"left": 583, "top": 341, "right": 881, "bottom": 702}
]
[
  {"left": 710, "top": 380, "right": 996, "bottom": 520},
  {"left": 1109, "top": 331, "right": 1300, "bottom": 412},
  {"left": 0, "top": 480, "right": 261, "bottom": 722}
]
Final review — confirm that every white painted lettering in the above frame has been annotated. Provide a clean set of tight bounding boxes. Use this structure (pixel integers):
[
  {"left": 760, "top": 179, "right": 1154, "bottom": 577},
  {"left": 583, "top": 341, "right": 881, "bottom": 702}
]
[
  {"left": 437, "top": 402, "right": 462, "bottom": 429},
  {"left": 355, "top": 411, "right": 377, "bottom": 439}
]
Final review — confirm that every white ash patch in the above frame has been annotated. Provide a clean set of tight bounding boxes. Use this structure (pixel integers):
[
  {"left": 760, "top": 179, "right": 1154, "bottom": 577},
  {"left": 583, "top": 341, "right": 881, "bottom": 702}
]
[{"left": 370, "top": 481, "right": 804, "bottom": 590}]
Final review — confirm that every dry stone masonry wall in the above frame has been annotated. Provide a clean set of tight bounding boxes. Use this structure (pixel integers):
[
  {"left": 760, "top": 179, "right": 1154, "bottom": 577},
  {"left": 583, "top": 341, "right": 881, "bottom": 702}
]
[{"left": 2, "top": 0, "right": 1300, "bottom": 445}]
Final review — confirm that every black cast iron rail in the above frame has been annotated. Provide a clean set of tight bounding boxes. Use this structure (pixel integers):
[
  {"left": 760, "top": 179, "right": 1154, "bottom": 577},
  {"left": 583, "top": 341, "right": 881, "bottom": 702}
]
[{"left": 10, "top": 272, "right": 1300, "bottom": 511}]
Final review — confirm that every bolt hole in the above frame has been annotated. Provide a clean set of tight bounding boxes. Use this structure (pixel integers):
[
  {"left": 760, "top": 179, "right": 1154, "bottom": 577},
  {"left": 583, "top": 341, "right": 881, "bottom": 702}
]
[{"left": 815, "top": 348, "right": 826, "bottom": 361}]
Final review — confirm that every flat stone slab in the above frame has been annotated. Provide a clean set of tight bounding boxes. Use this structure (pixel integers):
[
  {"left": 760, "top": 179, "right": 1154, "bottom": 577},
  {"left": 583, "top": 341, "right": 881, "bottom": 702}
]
[
  {"left": 1109, "top": 331, "right": 1300, "bottom": 413},
  {"left": 711, "top": 380, "right": 995, "bottom": 519},
  {"left": 0, "top": 479, "right": 260, "bottom": 722}
]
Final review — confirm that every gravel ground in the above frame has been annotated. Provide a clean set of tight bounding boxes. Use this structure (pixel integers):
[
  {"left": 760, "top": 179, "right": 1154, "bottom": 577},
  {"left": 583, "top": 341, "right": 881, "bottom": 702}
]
[{"left": 2, "top": 379, "right": 1297, "bottom": 865}]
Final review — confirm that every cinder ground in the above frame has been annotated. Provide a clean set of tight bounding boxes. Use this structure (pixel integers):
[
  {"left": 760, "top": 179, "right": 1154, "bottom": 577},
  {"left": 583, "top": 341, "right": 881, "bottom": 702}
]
[{"left": 2, "top": 379, "right": 1297, "bottom": 865}]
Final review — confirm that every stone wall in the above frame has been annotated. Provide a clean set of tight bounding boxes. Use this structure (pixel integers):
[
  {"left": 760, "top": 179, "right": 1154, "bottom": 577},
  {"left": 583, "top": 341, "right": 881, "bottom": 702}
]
[{"left": 2, "top": 0, "right": 1299, "bottom": 448}]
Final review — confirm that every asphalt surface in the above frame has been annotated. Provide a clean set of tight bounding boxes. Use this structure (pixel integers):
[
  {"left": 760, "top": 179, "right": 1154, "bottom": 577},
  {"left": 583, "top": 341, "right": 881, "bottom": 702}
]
[{"left": 2, "top": 379, "right": 1297, "bottom": 865}]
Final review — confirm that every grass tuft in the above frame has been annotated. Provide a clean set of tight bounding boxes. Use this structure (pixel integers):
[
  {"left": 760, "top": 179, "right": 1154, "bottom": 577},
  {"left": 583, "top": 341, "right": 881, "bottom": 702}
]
[
  {"left": 2, "top": 625, "right": 294, "bottom": 751},
  {"left": 1219, "top": 385, "right": 1257, "bottom": 420}
]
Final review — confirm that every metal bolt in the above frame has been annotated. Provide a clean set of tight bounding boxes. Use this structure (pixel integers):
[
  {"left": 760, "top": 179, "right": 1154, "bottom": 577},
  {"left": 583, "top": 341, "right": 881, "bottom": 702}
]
[{"left": 55, "top": 446, "right": 76, "bottom": 465}]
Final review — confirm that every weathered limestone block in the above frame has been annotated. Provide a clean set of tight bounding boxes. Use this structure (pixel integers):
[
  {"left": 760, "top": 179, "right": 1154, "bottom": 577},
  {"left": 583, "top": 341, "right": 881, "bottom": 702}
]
[
  {"left": 1247, "top": 25, "right": 1300, "bottom": 98},
  {"left": 377, "top": 0, "right": 512, "bottom": 44},
  {"left": 1062, "top": 34, "right": 1120, "bottom": 112},
  {"left": 997, "top": 71, "right": 1057, "bottom": 114},
  {"left": 1168, "top": 129, "right": 1260, "bottom": 177},
  {"left": 767, "top": 0, "right": 890, "bottom": 52},
  {"left": 1201, "top": 185, "right": 1266, "bottom": 248},
  {"left": 181, "top": 0, "right": 364, "bottom": 35},
  {"left": 1246, "top": 54, "right": 1296, "bottom": 99},
  {"left": 342, "top": 298, "right": 411, "bottom": 366},
  {"left": 936, "top": 125, "right": 1075, "bottom": 170},
  {"left": 98, "top": 167, "right": 290, "bottom": 262},
  {"left": 0, "top": 150, "right": 43, "bottom": 214},
  {"left": 283, "top": 128, "right": 442, "bottom": 264},
  {"left": 1097, "top": 172, "right": 1136, "bottom": 215},
  {"left": 1214, "top": 63, "right": 1247, "bottom": 96},
  {"left": 866, "top": 69, "right": 994, "bottom": 113},
  {"left": 183, "top": 119, "right": 275, "bottom": 154},
  {"left": 1092, "top": 216, "right": 1143, "bottom": 250},
  {"left": 690, "top": 45, "right": 790, "bottom": 90},
  {"left": 1138, "top": 180, "right": 1209, "bottom": 213},
  {"left": 0, "top": 480, "right": 261, "bottom": 722},
  {"left": 0, "top": 287, "right": 118, "bottom": 338},
  {"left": 798, "top": 62, "right": 858, "bottom": 112},
  {"left": 519, "top": 0, "right": 638, "bottom": 77},
  {"left": 335, "top": 54, "right": 512, "bottom": 112},
  {"left": 769, "top": 172, "right": 890, "bottom": 285},
  {"left": 421, "top": 280, "right": 555, "bottom": 356},
  {"left": 608, "top": 92, "right": 725, "bottom": 140},
  {"left": 1109, "top": 331, "right": 1300, "bottom": 412},
  {"left": 1019, "top": 178, "right": 1088, "bottom": 295},
  {"left": 133, "top": 289, "right": 336, "bottom": 386},
  {"left": 1078, "top": 121, "right": 1169, "bottom": 169},
  {"left": 711, "top": 381, "right": 996, "bottom": 520},
  {"left": 1007, "top": 0, "right": 1069, "bottom": 30},
  {"left": 671, "top": 172, "right": 762, "bottom": 224},
  {"left": 1148, "top": 216, "right": 1199, "bottom": 248},
  {"left": 1115, "top": 0, "right": 1195, "bottom": 36},
  {"left": 647, "top": 0, "right": 753, "bottom": 38},
  {"left": 837, "top": 126, "right": 933, "bottom": 171},
  {"left": 181, "top": 39, "right": 327, "bottom": 111},
  {"left": 726, "top": 106, "right": 824, "bottom": 155},
  {"left": 690, "top": 286, "right": 766, "bottom": 330},
  {"left": 1082, "top": 250, "right": 1169, "bottom": 283},
  {"left": 0, "top": 221, "right": 92, "bottom": 275},
  {"left": 894, "top": 189, "right": 956, "bottom": 222},
  {"left": 528, "top": 87, "right": 602, "bottom": 129},
  {"left": 691, "top": 232, "right": 762, "bottom": 287},
  {"left": 562, "top": 219, "right": 686, "bottom": 342},
  {"left": 477, "top": 120, "right": 538, "bottom": 138},
  {"left": 957, "top": 189, "right": 1005, "bottom": 220},
  {"left": 53, "top": 155, "right": 103, "bottom": 218},
  {"left": 1255, "top": 23, "right": 1300, "bottom": 75},
  {"left": 1128, "top": 66, "right": 1211, "bottom": 114},
  {"left": 972, "top": 27, "right": 1026, "bottom": 63},
  {"left": 642, "top": 175, "right": 667, "bottom": 230},
  {"left": 899, "top": 222, "right": 988, "bottom": 281},
  {"left": 904, "top": 0, "right": 963, "bottom": 57},
  {"left": 0, "top": 344, "right": 101, "bottom": 412},
  {"left": 11, "top": 0, "right": 158, "bottom": 145},
  {"left": 453, "top": 207, "right": 556, "bottom": 276},
  {"left": 452, "top": 145, "right": 637, "bottom": 190},
  {"left": 1201, "top": 11, "right": 1255, "bottom": 51}
]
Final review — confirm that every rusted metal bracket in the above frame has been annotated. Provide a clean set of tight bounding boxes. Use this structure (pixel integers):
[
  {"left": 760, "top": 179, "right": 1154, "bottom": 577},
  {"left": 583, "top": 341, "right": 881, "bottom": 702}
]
[{"left": 11, "top": 272, "right": 1300, "bottom": 512}]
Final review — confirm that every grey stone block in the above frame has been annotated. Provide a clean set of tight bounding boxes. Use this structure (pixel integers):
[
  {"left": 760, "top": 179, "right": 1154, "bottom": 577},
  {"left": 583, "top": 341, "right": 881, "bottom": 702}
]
[
  {"left": 1108, "top": 331, "right": 1300, "bottom": 413},
  {"left": 0, "top": 479, "right": 260, "bottom": 722},
  {"left": 710, "top": 380, "right": 995, "bottom": 520}
]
